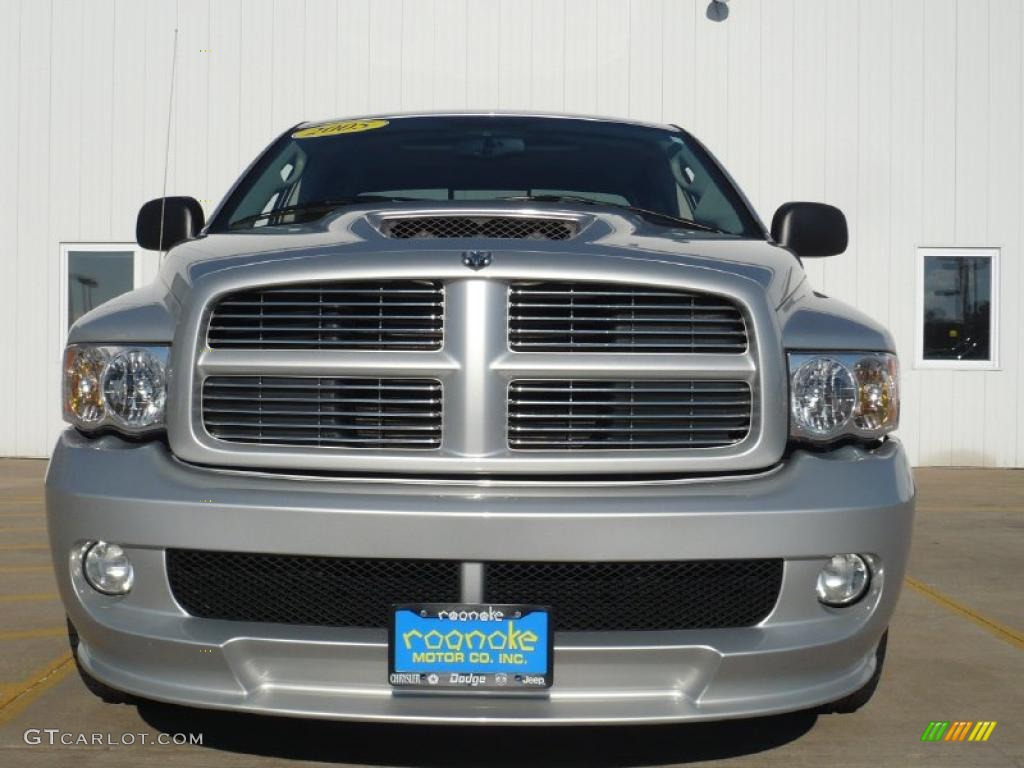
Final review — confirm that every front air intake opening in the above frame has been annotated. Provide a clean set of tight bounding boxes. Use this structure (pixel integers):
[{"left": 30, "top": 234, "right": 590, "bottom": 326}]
[{"left": 378, "top": 216, "right": 578, "bottom": 241}]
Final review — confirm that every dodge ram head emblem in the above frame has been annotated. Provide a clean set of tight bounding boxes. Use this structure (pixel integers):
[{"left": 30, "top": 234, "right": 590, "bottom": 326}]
[{"left": 462, "top": 250, "right": 493, "bottom": 270}]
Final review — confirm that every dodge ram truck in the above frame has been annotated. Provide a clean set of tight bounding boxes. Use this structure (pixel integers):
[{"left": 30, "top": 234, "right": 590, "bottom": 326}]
[{"left": 49, "top": 112, "right": 913, "bottom": 724}]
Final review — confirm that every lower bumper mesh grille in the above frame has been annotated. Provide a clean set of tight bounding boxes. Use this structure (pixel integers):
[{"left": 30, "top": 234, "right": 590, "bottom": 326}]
[
  {"left": 484, "top": 560, "right": 782, "bottom": 631},
  {"left": 166, "top": 550, "right": 782, "bottom": 632},
  {"left": 165, "top": 550, "right": 461, "bottom": 628}
]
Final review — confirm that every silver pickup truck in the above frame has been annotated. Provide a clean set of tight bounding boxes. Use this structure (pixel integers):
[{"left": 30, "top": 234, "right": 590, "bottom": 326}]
[{"left": 48, "top": 112, "right": 913, "bottom": 725}]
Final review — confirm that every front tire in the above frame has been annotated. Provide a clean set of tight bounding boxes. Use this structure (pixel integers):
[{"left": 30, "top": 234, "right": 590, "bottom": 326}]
[
  {"left": 66, "top": 618, "right": 133, "bottom": 704},
  {"left": 820, "top": 629, "right": 888, "bottom": 714}
]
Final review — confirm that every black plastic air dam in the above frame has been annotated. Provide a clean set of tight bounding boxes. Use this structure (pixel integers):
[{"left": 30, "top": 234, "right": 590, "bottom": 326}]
[{"left": 166, "top": 550, "right": 782, "bottom": 632}]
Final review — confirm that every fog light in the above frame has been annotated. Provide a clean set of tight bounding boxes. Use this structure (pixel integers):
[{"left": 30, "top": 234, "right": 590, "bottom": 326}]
[
  {"left": 816, "top": 554, "right": 870, "bottom": 606},
  {"left": 83, "top": 542, "right": 134, "bottom": 595}
]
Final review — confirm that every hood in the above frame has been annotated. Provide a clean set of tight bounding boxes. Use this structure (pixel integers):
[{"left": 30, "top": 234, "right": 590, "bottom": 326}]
[
  {"left": 164, "top": 202, "right": 796, "bottom": 298},
  {"left": 68, "top": 203, "right": 894, "bottom": 354}
]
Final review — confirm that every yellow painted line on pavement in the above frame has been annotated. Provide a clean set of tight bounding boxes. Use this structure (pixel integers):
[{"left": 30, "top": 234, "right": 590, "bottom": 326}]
[
  {"left": 0, "top": 512, "right": 45, "bottom": 518},
  {"left": 0, "top": 592, "right": 58, "bottom": 604},
  {"left": 0, "top": 545, "right": 50, "bottom": 551},
  {"left": 0, "top": 626, "right": 66, "bottom": 642},
  {"left": 0, "top": 652, "right": 74, "bottom": 725},
  {"left": 906, "top": 576, "right": 1024, "bottom": 651},
  {"left": 0, "top": 498, "right": 44, "bottom": 504},
  {"left": 0, "top": 565, "right": 52, "bottom": 574},
  {"left": 0, "top": 526, "right": 46, "bottom": 534}
]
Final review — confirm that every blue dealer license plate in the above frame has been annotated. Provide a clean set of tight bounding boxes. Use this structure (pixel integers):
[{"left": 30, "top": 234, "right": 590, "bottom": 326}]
[{"left": 389, "top": 604, "right": 552, "bottom": 690}]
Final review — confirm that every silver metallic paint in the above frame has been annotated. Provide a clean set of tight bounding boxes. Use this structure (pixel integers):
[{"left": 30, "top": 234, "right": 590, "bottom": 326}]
[
  {"left": 47, "top": 431, "right": 913, "bottom": 723},
  {"left": 53, "top": 144, "right": 910, "bottom": 722},
  {"left": 170, "top": 243, "right": 783, "bottom": 475}
]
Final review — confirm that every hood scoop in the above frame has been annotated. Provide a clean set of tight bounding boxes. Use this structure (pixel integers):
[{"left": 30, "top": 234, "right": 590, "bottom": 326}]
[{"left": 377, "top": 215, "right": 578, "bottom": 241}]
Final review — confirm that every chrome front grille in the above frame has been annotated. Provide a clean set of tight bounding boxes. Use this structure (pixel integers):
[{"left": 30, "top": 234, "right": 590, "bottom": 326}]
[
  {"left": 180, "top": 259, "right": 780, "bottom": 474},
  {"left": 207, "top": 280, "right": 443, "bottom": 350},
  {"left": 508, "top": 281, "right": 747, "bottom": 353},
  {"left": 508, "top": 380, "right": 752, "bottom": 450},
  {"left": 202, "top": 377, "right": 443, "bottom": 449},
  {"left": 378, "top": 216, "right": 577, "bottom": 240}
]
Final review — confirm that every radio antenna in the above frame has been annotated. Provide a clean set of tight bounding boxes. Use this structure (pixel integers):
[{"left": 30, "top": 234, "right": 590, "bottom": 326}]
[{"left": 159, "top": 27, "right": 179, "bottom": 255}]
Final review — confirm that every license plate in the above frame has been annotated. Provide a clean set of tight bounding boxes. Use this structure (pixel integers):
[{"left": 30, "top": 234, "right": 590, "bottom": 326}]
[{"left": 389, "top": 603, "right": 553, "bottom": 690}]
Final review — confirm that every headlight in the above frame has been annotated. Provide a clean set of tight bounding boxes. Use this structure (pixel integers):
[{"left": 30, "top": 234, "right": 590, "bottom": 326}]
[
  {"left": 63, "top": 345, "right": 169, "bottom": 435},
  {"left": 789, "top": 352, "right": 899, "bottom": 443}
]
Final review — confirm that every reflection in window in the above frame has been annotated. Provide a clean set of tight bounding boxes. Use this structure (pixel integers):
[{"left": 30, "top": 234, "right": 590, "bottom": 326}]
[
  {"left": 67, "top": 251, "right": 134, "bottom": 328},
  {"left": 921, "top": 252, "right": 993, "bottom": 362}
]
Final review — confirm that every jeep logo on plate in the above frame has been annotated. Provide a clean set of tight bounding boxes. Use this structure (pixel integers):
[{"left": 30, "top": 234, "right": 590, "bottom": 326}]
[{"left": 462, "top": 251, "right": 493, "bottom": 270}]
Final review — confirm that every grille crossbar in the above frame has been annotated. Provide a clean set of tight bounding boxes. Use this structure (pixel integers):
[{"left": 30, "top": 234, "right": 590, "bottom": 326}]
[
  {"left": 207, "top": 280, "right": 443, "bottom": 351},
  {"left": 509, "top": 281, "right": 748, "bottom": 353},
  {"left": 508, "top": 380, "right": 752, "bottom": 450},
  {"left": 202, "top": 377, "right": 443, "bottom": 449}
]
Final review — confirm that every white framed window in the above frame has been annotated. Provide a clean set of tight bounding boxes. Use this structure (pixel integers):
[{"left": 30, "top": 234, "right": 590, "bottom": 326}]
[
  {"left": 60, "top": 243, "right": 144, "bottom": 333},
  {"left": 915, "top": 247, "right": 999, "bottom": 370}
]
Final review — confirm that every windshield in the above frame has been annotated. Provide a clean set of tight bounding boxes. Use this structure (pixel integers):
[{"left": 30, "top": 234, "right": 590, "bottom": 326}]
[{"left": 210, "top": 115, "right": 762, "bottom": 236}]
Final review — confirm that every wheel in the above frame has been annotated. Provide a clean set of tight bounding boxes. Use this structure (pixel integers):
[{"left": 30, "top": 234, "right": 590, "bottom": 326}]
[
  {"left": 66, "top": 618, "right": 133, "bottom": 704},
  {"left": 820, "top": 629, "right": 888, "bottom": 714}
]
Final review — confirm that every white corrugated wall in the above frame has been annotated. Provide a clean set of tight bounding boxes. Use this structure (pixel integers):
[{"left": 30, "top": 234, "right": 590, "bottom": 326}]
[{"left": 0, "top": 0, "right": 1021, "bottom": 466}]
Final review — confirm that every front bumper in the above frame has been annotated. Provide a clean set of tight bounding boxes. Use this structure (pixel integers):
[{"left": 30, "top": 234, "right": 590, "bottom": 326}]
[{"left": 46, "top": 430, "right": 914, "bottom": 724}]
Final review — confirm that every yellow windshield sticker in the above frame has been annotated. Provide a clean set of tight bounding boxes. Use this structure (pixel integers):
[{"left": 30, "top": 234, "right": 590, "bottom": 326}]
[{"left": 292, "top": 119, "right": 389, "bottom": 138}]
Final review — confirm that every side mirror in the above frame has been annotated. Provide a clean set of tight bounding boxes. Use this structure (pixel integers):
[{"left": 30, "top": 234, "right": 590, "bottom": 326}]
[
  {"left": 136, "top": 196, "right": 205, "bottom": 251},
  {"left": 771, "top": 202, "right": 847, "bottom": 258}
]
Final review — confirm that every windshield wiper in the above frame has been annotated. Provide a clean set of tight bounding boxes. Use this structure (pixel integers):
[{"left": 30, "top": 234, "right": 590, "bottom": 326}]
[
  {"left": 499, "top": 194, "right": 723, "bottom": 233},
  {"left": 228, "top": 196, "right": 421, "bottom": 230}
]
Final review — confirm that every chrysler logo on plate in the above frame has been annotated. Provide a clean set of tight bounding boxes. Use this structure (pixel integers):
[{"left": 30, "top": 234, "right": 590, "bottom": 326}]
[{"left": 462, "top": 250, "right": 493, "bottom": 270}]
